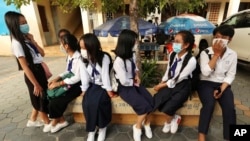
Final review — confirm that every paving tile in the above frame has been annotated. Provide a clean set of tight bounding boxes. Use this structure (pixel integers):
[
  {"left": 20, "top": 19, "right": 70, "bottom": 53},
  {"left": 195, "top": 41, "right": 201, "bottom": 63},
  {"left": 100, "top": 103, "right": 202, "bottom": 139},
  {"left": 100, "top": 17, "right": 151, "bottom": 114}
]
[
  {"left": 58, "top": 132, "right": 76, "bottom": 141},
  {"left": 236, "top": 104, "right": 249, "bottom": 111},
  {"left": 113, "top": 133, "right": 131, "bottom": 141},
  {"left": 182, "top": 127, "right": 198, "bottom": 140}
]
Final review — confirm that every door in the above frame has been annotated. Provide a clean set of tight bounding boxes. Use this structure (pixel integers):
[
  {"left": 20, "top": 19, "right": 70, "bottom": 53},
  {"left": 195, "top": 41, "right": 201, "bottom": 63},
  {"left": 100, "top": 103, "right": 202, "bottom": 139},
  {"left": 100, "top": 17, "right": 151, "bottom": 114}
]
[{"left": 38, "top": 5, "right": 52, "bottom": 45}]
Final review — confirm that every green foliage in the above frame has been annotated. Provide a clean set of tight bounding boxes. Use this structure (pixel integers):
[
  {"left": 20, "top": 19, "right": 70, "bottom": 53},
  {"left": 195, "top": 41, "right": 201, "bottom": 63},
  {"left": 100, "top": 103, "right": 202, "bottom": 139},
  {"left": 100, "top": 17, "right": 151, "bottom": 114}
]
[
  {"left": 4, "top": 0, "right": 33, "bottom": 8},
  {"left": 141, "top": 59, "right": 163, "bottom": 87},
  {"left": 4, "top": 0, "right": 206, "bottom": 16}
]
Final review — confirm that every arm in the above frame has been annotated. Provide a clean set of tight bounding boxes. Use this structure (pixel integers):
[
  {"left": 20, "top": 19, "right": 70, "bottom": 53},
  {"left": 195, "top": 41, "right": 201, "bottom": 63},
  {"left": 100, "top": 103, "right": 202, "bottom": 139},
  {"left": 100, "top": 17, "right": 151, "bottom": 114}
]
[
  {"left": 25, "top": 33, "right": 45, "bottom": 56},
  {"left": 113, "top": 58, "right": 134, "bottom": 86},
  {"left": 18, "top": 57, "right": 43, "bottom": 96},
  {"left": 101, "top": 55, "right": 112, "bottom": 91},
  {"left": 214, "top": 53, "right": 237, "bottom": 99}
]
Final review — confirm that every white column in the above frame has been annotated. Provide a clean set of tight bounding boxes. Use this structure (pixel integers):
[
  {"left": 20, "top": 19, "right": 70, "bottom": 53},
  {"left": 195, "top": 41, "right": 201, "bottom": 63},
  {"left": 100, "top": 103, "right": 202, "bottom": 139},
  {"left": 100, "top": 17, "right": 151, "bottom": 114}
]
[
  {"left": 80, "top": 8, "right": 90, "bottom": 34},
  {"left": 226, "top": 0, "right": 240, "bottom": 18},
  {"left": 20, "top": 1, "right": 44, "bottom": 47},
  {"left": 218, "top": 2, "right": 226, "bottom": 24},
  {"left": 97, "top": 11, "right": 104, "bottom": 27}
]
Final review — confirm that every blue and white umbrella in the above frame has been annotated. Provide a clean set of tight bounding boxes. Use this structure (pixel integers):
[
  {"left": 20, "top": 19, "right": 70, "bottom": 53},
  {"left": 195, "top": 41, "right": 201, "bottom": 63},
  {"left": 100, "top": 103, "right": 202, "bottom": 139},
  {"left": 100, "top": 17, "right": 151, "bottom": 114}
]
[
  {"left": 158, "top": 14, "right": 216, "bottom": 35},
  {"left": 94, "top": 16, "right": 157, "bottom": 37}
]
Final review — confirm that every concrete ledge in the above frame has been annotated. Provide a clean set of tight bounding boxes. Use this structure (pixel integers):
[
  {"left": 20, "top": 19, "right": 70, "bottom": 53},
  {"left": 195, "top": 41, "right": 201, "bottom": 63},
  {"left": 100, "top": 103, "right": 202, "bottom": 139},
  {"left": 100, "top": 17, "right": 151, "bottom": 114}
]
[{"left": 66, "top": 88, "right": 222, "bottom": 126}]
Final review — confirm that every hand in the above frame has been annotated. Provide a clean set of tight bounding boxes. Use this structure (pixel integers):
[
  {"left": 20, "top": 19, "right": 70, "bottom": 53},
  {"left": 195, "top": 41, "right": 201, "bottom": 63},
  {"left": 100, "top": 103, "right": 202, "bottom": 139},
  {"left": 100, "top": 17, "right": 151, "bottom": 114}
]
[
  {"left": 48, "top": 82, "right": 59, "bottom": 90},
  {"left": 25, "top": 33, "right": 35, "bottom": 41},
  {"left": 134, "top": 76, "right": 141, "bottom": 85},
  {"left": 213, "top": 89, "right": 222, "bottom": 99},
  {"left": 212, "top": 40, "right": 224, "bottom": 56},
  {"left": 107, "top": 91, "right": 118, "bottom": 98},
  {"left": 80, "top": 91, "right": 85, "bottom": 96},
  {"left": 33, "top": 84, "right": 43, "bottom": 97}
]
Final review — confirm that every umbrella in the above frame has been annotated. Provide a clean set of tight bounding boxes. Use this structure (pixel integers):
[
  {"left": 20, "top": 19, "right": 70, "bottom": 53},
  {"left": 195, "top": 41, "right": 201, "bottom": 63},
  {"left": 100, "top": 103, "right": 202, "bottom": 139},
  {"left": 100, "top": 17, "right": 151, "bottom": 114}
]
[
  {"left": 93, "top": 16, "right": 157, "bottom": 37},
  {"left": 158, "top": 14, "right": 216, "bottom": 35}
]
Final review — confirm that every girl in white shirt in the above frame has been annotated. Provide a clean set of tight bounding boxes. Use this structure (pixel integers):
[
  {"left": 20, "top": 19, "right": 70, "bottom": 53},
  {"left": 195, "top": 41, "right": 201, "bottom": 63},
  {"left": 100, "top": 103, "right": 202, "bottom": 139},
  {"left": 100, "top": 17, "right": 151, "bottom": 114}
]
[
  {"left": 4, "top": 11, "right": 50, "bottom": 132},
  {"left": 79, "top": 33, "right": 114, "bottom": 141},
  {"left": 153, "top": 30, "right": 196, "bottom": 134},
  {"left": 48, "top": 34, "right": 87, "bottom": 133},
  {"left": 113, "top": 29, "right": 154, "bottom": 141}
]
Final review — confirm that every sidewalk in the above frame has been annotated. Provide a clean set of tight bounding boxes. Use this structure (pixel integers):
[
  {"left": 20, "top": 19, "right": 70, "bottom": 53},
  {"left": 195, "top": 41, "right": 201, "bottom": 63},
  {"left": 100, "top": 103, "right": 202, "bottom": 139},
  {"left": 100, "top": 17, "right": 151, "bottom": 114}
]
[{"left": 0, "top": 46, "right": 249, "bottom": 141}]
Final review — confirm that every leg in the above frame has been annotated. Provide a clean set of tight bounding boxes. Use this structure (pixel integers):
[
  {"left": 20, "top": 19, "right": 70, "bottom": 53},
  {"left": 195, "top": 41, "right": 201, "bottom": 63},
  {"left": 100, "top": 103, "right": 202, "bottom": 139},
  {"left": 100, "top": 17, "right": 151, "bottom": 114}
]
[
  {"left": 30, "top": 108, "right": 38, "bottom": 121},
  {"left": 198, "top": 133, "right": 206, "bottom": 141},
  {"left": 198, "top": 81, "right": 217, "bottom": 138},
  {"left": 133, "top": 113, "right": 147, "bottom": 141},
  {"left": 217, "top": 86, "right": 236, "bottom": 140}
]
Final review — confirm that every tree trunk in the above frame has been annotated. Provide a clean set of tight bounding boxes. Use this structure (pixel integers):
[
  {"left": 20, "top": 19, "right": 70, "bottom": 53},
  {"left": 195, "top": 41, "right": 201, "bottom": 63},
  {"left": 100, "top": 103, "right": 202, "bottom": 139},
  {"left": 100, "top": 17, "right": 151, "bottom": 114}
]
[{"left": 129, "top": 0, "right": 142, "bottom": 76}]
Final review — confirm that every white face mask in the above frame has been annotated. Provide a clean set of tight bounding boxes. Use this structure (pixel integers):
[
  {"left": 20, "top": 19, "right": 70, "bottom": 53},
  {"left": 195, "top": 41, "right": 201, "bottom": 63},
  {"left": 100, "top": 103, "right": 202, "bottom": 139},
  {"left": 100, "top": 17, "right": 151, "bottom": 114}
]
[
  {"left": 81, "top": 49, "right": 88, "bottom": 58},
  {"left": 59, "top": 44, "right": 67, "bottom": 54},
  {"left": 212, "top": 38, "right": 229, "bottom": 48}
]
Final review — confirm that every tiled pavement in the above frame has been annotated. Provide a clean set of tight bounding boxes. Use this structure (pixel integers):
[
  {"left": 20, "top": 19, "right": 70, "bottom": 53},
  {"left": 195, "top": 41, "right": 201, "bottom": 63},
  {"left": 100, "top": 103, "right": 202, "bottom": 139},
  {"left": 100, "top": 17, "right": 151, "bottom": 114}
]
[{"left": 0, "top": 46, "right": 250, "bottom": 141}]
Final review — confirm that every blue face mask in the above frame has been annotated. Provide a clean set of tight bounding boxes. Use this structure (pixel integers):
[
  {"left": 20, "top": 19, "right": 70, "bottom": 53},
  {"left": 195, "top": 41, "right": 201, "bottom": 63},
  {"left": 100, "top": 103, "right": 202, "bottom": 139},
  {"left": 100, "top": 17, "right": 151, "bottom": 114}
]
[
  {"left": 173, "top": 43, "right": 182, "bottom": 53},
  {"left": 20, "top": 24, "right": 30, "bottom": 34}
]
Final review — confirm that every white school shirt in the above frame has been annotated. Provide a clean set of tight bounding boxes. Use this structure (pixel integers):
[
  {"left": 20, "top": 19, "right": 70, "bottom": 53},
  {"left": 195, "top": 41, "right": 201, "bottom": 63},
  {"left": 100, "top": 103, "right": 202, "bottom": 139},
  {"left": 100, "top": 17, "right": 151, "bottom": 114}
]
[
  {"left": 161, "top": 52, "right": 196, "bottom": 88},
  {"left": 11, "top": 38, "right": 43, "bottom": 64},
  {"left": 80, "top": 54, "right": 112, "bottom": 92},
  {"left": 199, "top": 47, "right": 237, "bottom": 85},
  {"left": 113, "top": 57, "right": 136, "bottom": 86},
  {"left": 59, "top": 51, "right": 87, "bottom": 85}
]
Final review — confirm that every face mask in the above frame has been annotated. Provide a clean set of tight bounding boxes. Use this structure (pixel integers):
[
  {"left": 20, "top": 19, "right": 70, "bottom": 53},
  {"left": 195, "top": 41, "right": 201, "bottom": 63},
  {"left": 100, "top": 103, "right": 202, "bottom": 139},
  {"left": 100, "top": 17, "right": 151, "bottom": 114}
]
[
  {"left": 20, "top": 24, "right": 29, "bottom": 34},
  {"left": 212, "top": 38, "right": 229, "bottom": 48},
  {"left": 59, "top": 44, "right": 67, "bottom": 55},
  {"left": 81, "top": 49, "right": 88, "bottom": 58},
  {"left": 173, "top": 43, "right": 182, "bottom": 53}
]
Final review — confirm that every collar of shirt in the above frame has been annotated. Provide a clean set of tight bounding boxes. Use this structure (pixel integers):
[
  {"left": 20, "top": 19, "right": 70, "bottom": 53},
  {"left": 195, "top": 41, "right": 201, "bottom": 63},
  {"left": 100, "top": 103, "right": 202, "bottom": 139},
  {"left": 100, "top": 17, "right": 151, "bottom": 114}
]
[{"left": 68, "top": 51, "right": 81, "bottom": 60}]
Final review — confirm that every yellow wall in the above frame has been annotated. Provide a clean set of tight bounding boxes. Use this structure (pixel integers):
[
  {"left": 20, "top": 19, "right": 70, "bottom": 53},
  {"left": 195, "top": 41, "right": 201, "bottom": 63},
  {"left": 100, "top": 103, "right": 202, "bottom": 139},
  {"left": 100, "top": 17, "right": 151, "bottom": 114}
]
[
  {"left": 56, "top": 7, "right": 81, "bottom": 35},
  {"left": 36, "top": 0, "right": 57, "bottom": 45}
]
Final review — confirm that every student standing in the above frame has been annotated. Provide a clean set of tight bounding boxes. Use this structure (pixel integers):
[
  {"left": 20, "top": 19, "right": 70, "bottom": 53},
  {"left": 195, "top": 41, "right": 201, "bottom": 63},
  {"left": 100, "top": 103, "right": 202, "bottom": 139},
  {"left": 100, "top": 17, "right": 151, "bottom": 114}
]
[
  {"left": 79, "top": 33, "right": 115, "bottom": 141},
  {"left": 198, "top": 25, "right": 237, "bottom": 141},
  {"left": 113, "top": 29, "right": 154, "bottom": 141},
  {"left": 47, "top": 34, "right": 87, "bottom": 133},
  {"left": 4, "top": 11, "right": 51, "bottom": 132},
  {"left": 153, "top": 30, "right": 196, "bottom": 134}
]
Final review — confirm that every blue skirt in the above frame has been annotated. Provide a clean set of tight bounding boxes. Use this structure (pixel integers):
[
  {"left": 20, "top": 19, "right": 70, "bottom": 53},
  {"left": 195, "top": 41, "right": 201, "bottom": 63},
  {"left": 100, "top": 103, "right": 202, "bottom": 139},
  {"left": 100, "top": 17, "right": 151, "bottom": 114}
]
[
  {"left": 83, "top": 83, "right": 112, "bottom": 132},
  {"left": 153, "top": 79, "right": 191, "bottom": 116},
  {"left": 118, "top": 85, "right": 154, "bottom": 115}
]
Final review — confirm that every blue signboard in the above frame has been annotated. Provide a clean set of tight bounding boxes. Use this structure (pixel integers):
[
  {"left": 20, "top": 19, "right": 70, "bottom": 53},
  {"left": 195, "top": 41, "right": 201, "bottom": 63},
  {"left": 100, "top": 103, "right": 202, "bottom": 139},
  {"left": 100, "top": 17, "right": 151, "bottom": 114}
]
[{"left": 0, "top": 0, "right": 20, "bottom": 35}]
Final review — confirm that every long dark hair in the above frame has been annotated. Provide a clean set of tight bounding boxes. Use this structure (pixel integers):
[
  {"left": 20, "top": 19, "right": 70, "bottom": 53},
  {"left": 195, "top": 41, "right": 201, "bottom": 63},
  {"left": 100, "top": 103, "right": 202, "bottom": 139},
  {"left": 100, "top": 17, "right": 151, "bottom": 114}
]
[
  {"left": 60, "top": 34, "right": 80, "bottom": 52},
  {"left": 79, "top": 33, "right": 104, "bottom": 66},
  {"left": 114, "top": 29, "right": 138, "bottom": 59},
  {"left": 5, "top": 11, "right": 33, "bottom": 70}
]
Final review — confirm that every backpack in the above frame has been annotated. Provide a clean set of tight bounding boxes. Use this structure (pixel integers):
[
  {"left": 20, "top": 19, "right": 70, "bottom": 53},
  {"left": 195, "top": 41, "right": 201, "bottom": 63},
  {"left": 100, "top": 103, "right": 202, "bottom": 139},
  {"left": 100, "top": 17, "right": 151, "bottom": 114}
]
[
  {"left": 103, "top": 52, "right": 119, "bottom": 93},
  {"left": 169, "top": 49, "right": 211, "bottom": 93}
]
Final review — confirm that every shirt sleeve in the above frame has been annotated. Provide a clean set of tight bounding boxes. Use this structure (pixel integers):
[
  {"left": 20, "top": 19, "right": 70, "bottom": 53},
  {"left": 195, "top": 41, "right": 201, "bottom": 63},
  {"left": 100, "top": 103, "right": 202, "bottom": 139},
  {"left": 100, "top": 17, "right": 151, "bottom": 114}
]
[
  {"left": 200, "top": 50, "right": 214, "bottom": 76},
  {"left": 223, "top": 52, "right": 237, "bottom": 84},
  {"left": 101, "top": 55, "right": 112, "bottom": 91},
  {"left": 12, "top": 39, "right": 25, "bottom": 58},
  {"left": 63, "top": 58, "right": 81, "bottom": 85},
  {"left": 113, "top": 58, "right": 134, "bottom": 86},
  {"left": 80, "top": 61, "right": 90, "bottom": 92}
]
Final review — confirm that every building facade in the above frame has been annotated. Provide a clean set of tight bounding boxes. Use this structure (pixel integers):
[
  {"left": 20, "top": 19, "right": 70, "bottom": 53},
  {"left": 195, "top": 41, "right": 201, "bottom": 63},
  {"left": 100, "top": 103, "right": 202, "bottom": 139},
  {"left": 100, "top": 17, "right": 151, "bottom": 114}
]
[{"left": 0, "top": 0, "right": 249, "bottom": 55}]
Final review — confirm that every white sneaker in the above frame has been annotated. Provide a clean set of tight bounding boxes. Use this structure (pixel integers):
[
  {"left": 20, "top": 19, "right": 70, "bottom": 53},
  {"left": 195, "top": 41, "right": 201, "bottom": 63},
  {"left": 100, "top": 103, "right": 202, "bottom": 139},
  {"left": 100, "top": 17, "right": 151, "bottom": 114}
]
[
  {"left": 43, "top": 123, "right": 52, "bottom": 133},
  {"left": 26, "top": 120, "right": 44, "bottom": 127},
  {"left": 97, "top": 127, "right": 107, "bottom": 141},
  {"left": 170, "top": 115, "right": 181, "bottom": 134},
  {"left": 51, "top": 121, "right": 69, "bottom": 133},
  {"left": 162, "top": 122, "right": 171, "bottom": 133},
  {"left": 144, "top": 124, "right": 152, "bottom": 139},
  {"left": 133, "top": 124, "right": 142, "bottom": 141},
  {"left": 87, "top": 131, "right": 96, "bottom": 141}
]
